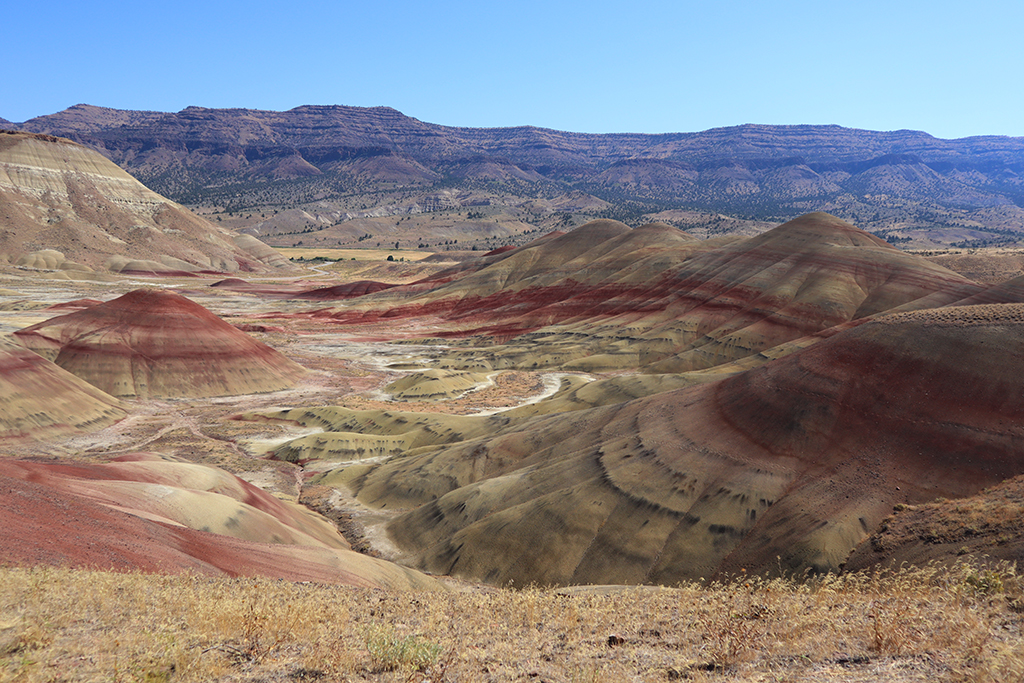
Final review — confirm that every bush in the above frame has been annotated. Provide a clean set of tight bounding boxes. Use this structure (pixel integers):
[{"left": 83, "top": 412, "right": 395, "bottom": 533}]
[{"left": 363, "top": 625, "right": 441, "bottom": 673}]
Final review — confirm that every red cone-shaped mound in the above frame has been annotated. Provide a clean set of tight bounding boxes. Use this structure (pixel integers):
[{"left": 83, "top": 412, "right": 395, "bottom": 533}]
[
  {"left": 0, "top": 337, "right": 125, "bottom": 440},
  {"left": 14, "top": 289, "right": 306, "bottom": 399}
]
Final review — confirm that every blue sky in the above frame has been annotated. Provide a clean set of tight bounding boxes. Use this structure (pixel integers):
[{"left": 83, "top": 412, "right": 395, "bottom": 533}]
[{"left": 4, "top": 0, "right": 1022, "bottom": 139}]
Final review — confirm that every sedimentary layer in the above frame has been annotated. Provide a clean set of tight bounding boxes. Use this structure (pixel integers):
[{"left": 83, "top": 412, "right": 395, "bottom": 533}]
[
  {"left": 0, "top": 335, "right": 125, "bottom": 440},
  {"left": 0, "top": 130, "right": 287, "bottom": 274},
  {"left": 15, "top": 289, "right": 306, "bottom": 398},
  {"left": 327, "top": 304, "right": 1024, "bottom": 585},
  {"left": 0, "top": 454, "right": 440, "bottom": 589},
  {"left": 304, "top": 213, "right": 981, "bottom": 376}
]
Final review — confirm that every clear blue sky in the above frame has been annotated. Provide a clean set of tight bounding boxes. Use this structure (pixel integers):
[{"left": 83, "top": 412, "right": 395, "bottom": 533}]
[{"left": 4, "top": 0, "right": 1022, "bottom": 139}]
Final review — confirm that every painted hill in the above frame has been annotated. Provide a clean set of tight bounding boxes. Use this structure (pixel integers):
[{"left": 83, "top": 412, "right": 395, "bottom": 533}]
[
  {"left": 0, "top": 336, "right": 125, "bottom": 441},
  {"left": 14, "top": 289, "right": 306, "bottom": 399},
  {"left": 0, "top": 130, "right": 288, "bottom": 275},
  {"left": 311, "top": 214, "right": 981, "bottom": 375},
  {"left": 316, "top": 303, "right": 1024, "bottom": 586},
  {"left": 0, "top": 454, "right": 440, "bottom": 589}
]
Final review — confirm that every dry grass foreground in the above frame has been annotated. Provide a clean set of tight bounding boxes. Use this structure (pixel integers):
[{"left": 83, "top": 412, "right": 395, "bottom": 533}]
[{"left": 2, "top": 562, "right": 1023, "bottom": 682}]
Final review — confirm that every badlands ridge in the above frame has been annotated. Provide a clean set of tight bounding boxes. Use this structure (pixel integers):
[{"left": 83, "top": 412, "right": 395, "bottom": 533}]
[
  {"left": 0, "top": 131, "right": 1021, "bottom": 590},
  {"left": 2, "top": 214, "right": 1023, "bottom": 586}
]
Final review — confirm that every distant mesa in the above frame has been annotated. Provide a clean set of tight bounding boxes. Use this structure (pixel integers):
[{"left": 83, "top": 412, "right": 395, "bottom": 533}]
[
  {"left": 0, "top": 336, "right": 125, "bottom": 441},
  {"left": 0, "top": 130, "right": 287, "bottom": 276},
  {"left": 15, "top": 288, "right": 307, "bottom": 399},
  {"left": 18, "top": 105, "right": 1024, "bottom": 248}
]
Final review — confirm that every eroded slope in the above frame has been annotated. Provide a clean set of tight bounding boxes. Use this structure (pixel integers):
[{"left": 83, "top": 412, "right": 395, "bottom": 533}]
[
  {"left": 0, "top": 454, "right": 440, "bottom": 589},
  {"left": 0, "top": 130, "right": 287, "bottom": 275},
  {"left": 309, "top": 213, "right": 981, "bottom": 377},
  {"left": 319, "top": 304, "right": 1024, "bottom": 585},
  {"left": 15, "top": 288, "right": 306, "bottom": 398},
  {"left": 0, "top": 336, "right": 125, "bottom": 440}
]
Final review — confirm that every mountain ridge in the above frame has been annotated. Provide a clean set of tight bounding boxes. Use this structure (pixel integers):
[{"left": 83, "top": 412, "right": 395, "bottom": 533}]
[
  {"left": 8, "top": 104, "right": 1024, "bottom": 249},
  {"left": 19, "top": 104, "right": 1024, "bottom": 161}
]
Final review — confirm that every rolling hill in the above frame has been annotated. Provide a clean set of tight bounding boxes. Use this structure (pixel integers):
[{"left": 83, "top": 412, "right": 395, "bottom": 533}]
[
  {"left": 15, "top": 289, "right": 307, "bottom": 399},
  {"left": 294, "top": 213, "right": 982, "bottom": 376},
  {"left": 235, "top": 212, "right": 1024, "bottom": 585},
  {"left": 0, "top": 336, "right": 125, "bottom": 441},
  {"left": 306, "top": 302, "right": 1024, "bottom": 586},
  {"left": 0, "top": 130, "right": 288, "bottom": 275},
  {"left": 0, "top": 453, "right": 440, "bottom": 588}
]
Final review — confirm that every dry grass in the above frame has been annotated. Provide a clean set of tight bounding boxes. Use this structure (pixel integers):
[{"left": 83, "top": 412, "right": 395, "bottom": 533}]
[{"left": 1, "top": 561, "right": 1023, "bottom": 682}]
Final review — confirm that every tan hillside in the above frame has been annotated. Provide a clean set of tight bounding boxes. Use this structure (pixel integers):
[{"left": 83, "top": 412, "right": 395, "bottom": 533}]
[
  {"left": 0, "top": 335, "right": 125, "bottom": 441},
  {"left": 0, "top": 130, "right": 287, "bottom": 275},
  {"left": 263, "top": 406, "right": 504, "bottom": 465},
  {"left": 383, "top": 369, "right": 492, "bottom": 401},
  {"left": 310, "top": 303, "right": 1024, "bottom": 586},
  {"left": 315, "top": 213, "right": 981, "bottom": 378}
]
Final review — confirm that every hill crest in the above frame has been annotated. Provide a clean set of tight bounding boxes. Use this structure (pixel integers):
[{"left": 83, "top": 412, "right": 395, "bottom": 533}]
[
  {"left": 0, "top": 130, "right": 288, "bottom": 274},
  {"left": 14, "top": 289, "right": 307, "bottom": 399}
]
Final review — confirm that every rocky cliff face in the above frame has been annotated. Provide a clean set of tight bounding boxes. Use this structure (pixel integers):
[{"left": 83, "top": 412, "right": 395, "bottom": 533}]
[{"left": 19, "top": 104, "right": 1024, "bottom": 181}]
